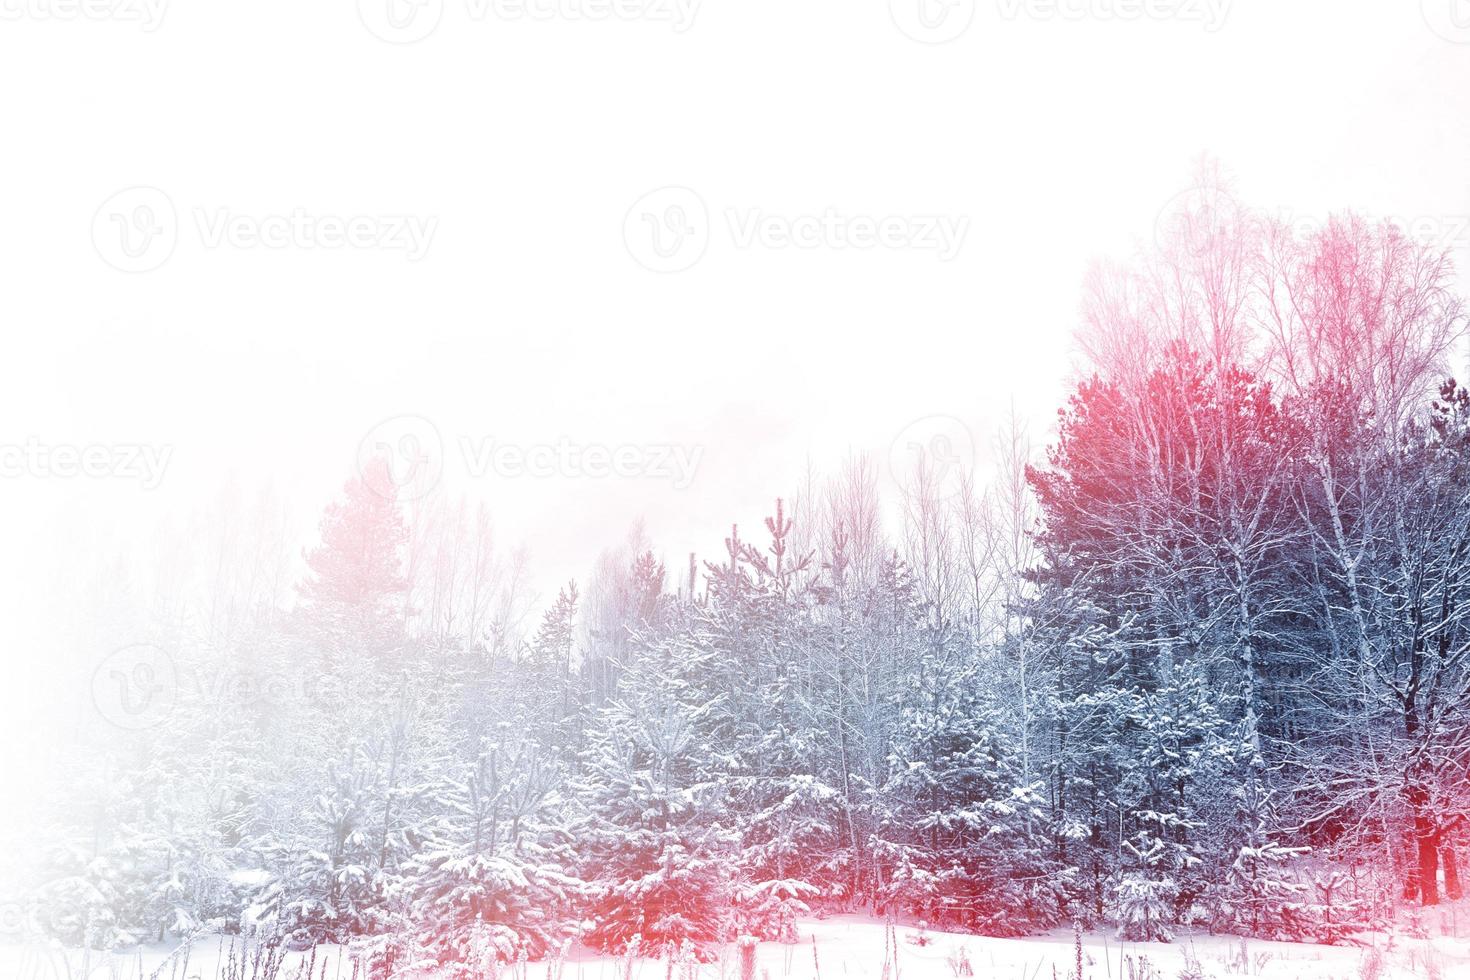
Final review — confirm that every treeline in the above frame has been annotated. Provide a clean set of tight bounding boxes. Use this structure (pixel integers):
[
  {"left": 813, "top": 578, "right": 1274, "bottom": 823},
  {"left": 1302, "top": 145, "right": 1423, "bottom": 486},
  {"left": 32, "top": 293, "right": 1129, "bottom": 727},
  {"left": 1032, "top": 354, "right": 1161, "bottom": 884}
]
[{"left": 23, "top": 175, "right": 1470, "bottom": 970}]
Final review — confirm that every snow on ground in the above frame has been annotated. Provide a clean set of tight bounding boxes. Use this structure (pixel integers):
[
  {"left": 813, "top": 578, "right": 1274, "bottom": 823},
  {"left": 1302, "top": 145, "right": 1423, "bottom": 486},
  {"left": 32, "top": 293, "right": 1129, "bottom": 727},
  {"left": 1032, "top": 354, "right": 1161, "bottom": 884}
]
[{"left": 2, "top": 915, "right": 1467, "bottom": 980}]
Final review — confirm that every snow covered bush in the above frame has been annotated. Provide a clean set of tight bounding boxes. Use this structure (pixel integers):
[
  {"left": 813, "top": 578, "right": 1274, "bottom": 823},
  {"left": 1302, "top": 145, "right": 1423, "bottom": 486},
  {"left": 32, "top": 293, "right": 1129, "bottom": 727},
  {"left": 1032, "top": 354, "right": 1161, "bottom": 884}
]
[
  {"left": 874, "top": 653, "right": 1061, "bottom": 936},
  {"left": 1116, "top": 831, "right": 1181, "bottom": 943},
  {"left": 736, "top": 878, "right": 819, "bottom": 943},
  {"left": 399, "top": 732, "right": 582, "bottom": 971},
  {"left": 574, "top": 632, "right": 740, "bottom": 953}
]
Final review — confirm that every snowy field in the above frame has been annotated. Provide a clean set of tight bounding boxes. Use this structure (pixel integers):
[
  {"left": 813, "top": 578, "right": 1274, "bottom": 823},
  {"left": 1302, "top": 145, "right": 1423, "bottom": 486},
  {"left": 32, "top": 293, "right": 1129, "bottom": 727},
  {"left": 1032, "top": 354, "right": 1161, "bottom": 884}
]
[{"left": 3, "top": 915, "right": 1466, "bottom": 980}]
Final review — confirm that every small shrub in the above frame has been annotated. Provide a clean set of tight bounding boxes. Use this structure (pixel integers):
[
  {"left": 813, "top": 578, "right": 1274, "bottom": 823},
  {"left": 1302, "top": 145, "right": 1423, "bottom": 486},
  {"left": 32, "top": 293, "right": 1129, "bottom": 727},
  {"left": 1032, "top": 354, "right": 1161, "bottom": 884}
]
[
  {"left": 944, "top": 944, "right": 973, "bottom": 978},
  {"left": 738, "top": 934, "right": 758, "bottom": 980},
  {"left": 1357, "top": 947, "right": 1384, "bottom": 980},
  {"left": 1123, "top": 954, "right": 1159, "bottom": 980}
]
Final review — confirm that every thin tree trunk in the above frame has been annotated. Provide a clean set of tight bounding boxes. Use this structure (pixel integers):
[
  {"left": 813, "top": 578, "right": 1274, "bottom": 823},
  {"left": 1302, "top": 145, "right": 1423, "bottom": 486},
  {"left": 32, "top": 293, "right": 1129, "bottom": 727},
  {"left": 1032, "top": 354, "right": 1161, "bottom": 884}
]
[
  {"left": 1411, "top": 799, "right": 1440, "bottom": 906},
  {"left": 1444, "top": 842, "right": 1462, "bottom": 901},
  {"left": 1419, "top": 832, "right": 1441, "bottom": 906}
]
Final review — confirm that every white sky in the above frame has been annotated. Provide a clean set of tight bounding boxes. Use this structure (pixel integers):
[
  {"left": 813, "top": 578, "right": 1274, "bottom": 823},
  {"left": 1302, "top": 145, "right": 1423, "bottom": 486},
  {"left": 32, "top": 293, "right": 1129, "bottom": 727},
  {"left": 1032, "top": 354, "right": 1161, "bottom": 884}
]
[{"left": 2, "top": 2, "right": 1470, "bottom": 754}]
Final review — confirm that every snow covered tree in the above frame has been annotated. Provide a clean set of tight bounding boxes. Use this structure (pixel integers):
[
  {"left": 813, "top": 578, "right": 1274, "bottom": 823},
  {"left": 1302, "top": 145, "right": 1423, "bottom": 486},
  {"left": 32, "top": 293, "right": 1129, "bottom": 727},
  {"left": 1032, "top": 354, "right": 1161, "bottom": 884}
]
[
  {"left": 874, "top": 650, "right": 1058, "bottom": 935},
  {"left": 734, "top": 878, "right": 820, "bottom": 943},
  {"left": 298, "top": 456, "right": 409, "bottom": 652},
  {"left": 513, "top": 580, "right": 582, "bottom": 755},
  {"left": 1115, "top": 828, "right": 1179, "bottom": 942},
  {"left": 401, "top": 730, "right": 580, "bottom": 971},
  {"left": 1220, "top": 777, "right": 1306, "bottom": 939},
  {"left": 574, "top": 627, "right": 739, "bottom": 953},
  {"left": 695, "top": 504, "right": 846, "bottom": 927},
  {"left": 257, "top": 746, "right": 391, "bottom": 946}
]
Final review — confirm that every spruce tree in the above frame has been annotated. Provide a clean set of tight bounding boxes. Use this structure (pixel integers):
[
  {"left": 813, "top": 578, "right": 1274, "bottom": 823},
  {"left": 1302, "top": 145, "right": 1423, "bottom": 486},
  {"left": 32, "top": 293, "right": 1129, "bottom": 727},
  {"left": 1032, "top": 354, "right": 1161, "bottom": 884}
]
[{"left": 574, "top": 629, "right": 739, "bottom": 953}]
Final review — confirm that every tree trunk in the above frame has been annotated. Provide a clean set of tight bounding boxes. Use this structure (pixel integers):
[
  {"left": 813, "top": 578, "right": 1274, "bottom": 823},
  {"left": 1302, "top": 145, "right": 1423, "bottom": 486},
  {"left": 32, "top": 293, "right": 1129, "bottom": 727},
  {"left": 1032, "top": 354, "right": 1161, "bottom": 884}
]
[
  {"left": 1445, "top": 842, "right": 1463, "bottom": 901},
  {"left": 1415, "top": 813, "right": 1441, "bottom": 906}
]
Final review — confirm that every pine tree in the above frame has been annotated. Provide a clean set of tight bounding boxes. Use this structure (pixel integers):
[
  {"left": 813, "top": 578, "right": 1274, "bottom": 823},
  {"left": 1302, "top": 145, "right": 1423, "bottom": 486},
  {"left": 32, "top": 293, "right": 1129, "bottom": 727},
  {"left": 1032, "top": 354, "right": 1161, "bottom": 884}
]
[
  {"left": 299, "top": 457, "right": 409, "bottom": 651},
  {"left": 1219, "top": 716, "right": 1306, "bottom": 939},
  {"left": 402, "top": 730, "right": 580, "bottom": 971},
  {"left": 1115, "top": 828, "right": 1179, "bottom": 942},
  {"left": 516, "top": 581, "right": 582, "bottom": 754},
  {"left": 258, "top": 746, "right": 389, "bottom": 946},
  {"left": 875, "top": 651, "right": 1058, "bottom": 935},
  {"left": 574, "top": 629, "right": 739, "bottom": 953},
  {"left": 1221, "top": 782, "right": 1305, "bottom": 939},
  {"left": 703, "top": 504, "right": 845, "bottom": 929}
]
